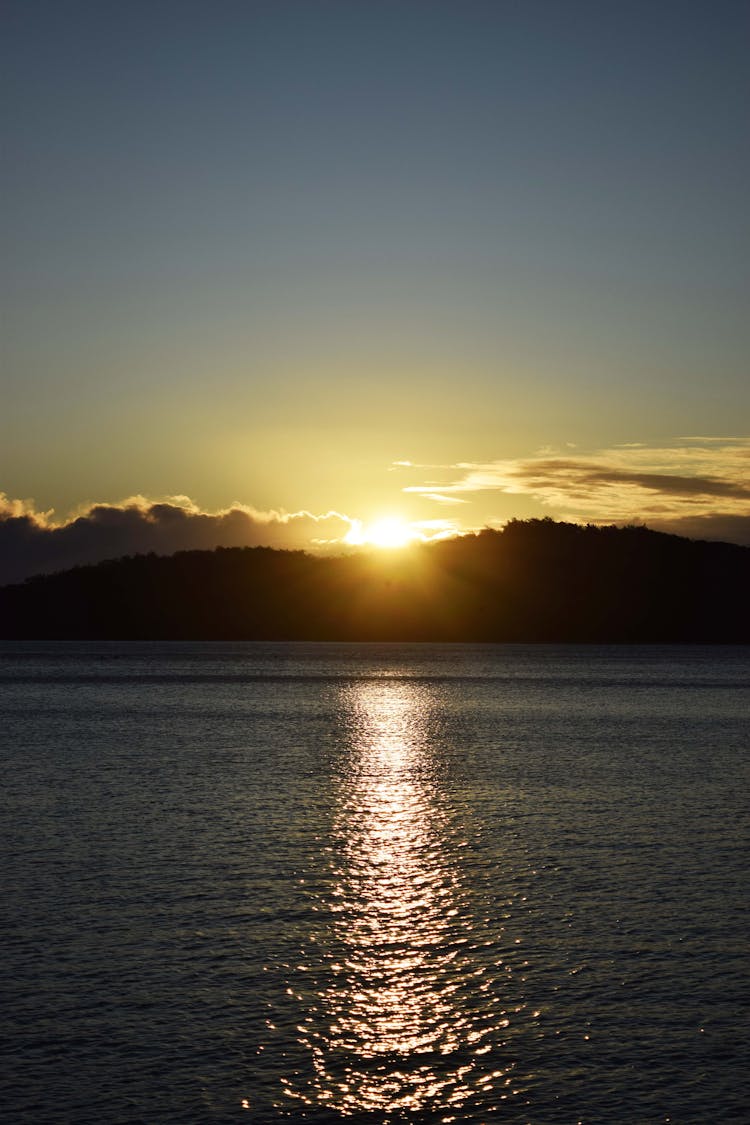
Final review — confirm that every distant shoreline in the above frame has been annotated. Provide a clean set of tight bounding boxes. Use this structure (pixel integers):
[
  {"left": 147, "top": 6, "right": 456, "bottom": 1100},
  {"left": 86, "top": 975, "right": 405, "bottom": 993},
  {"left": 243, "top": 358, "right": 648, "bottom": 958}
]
[
  {"left": 1, "top": 520, "right": 748, "bottom": 643},
  {"left": 2, "top": 517, "right": 746, "bottom": 643}
]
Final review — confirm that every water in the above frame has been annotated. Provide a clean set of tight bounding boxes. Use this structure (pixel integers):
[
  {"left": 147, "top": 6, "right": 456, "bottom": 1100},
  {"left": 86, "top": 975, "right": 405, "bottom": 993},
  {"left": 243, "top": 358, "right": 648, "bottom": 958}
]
[{"left": 1, "top": 642, "right": 748, "bottom": 1123}]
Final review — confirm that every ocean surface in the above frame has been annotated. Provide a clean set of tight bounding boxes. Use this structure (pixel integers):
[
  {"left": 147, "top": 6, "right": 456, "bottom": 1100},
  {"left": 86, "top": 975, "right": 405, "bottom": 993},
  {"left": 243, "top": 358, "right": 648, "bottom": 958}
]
[{"left": 1, "top": 642, "right": 748, "bottom": 1124}]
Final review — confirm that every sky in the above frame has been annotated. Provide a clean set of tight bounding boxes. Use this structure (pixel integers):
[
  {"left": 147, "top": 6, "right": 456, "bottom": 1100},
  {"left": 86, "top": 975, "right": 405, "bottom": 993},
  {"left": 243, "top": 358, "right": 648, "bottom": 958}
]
[{"left": 2, "top": 0, "right": 749, "bottom": 580}]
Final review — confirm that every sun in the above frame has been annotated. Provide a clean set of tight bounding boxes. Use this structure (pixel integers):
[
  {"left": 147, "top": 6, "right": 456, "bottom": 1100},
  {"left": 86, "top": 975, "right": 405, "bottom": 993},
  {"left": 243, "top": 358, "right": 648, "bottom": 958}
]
[
  {"left": 367, "top": 517, "right": 413, "bottom": 548},
  {"left": 345, "top": 517, "right": 417, "bottom": 549}
]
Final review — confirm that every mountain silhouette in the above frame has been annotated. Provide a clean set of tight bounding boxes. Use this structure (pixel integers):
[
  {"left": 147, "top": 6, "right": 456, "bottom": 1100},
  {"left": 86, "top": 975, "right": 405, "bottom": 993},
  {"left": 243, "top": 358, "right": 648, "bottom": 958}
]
[{"left": 1, "top": 519, "right": 747, "bottom": 642}]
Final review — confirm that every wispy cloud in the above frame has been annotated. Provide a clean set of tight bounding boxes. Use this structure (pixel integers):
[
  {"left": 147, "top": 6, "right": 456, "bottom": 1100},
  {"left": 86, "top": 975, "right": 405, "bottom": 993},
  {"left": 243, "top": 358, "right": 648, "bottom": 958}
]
[
  {"left": 416, "top": 493, "right": 470, "bottom": 505},
  {"left": 401, "top": 438, "right": 750, "bottom": 544}
]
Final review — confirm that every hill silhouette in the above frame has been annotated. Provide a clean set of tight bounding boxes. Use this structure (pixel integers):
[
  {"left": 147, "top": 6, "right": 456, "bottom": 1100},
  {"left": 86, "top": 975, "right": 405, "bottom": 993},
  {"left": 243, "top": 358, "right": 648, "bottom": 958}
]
[{"left": 0, "top": 519, "right": 747, "bottom": 642}]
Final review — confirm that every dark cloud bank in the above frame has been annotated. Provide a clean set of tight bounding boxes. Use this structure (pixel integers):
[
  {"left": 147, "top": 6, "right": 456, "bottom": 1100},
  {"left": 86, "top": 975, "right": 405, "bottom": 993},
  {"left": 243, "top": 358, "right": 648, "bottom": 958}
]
[{"left": 0, "top": 497, "right": 351, "bottom": 586}]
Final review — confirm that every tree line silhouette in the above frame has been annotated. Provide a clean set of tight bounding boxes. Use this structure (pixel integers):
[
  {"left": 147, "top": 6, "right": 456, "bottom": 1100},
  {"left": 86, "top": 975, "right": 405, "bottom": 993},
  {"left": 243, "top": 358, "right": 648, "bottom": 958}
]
[{"left": 1, "top": 519, "right": 747, "bottom": 642}]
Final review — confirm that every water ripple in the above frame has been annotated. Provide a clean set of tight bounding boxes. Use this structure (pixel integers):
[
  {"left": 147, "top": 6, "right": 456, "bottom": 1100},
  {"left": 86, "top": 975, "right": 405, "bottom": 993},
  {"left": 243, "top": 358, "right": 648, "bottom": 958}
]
[{"left": 272, "top": 680, "right": 530, "bottom": 1120}]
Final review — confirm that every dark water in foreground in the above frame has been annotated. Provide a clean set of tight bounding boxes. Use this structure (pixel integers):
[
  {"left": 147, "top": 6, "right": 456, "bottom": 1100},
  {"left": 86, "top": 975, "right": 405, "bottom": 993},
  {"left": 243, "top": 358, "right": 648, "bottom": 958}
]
[{"left": 1, "top": 642, "right": 748, "bottom": 1124}]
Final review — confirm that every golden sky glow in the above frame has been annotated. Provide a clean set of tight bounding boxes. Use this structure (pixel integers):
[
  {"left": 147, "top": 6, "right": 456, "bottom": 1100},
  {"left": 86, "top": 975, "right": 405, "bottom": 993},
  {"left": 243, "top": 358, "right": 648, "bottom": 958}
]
[
  {"left": 1, "top": 435, "right": 749, "bottom": 585},
  {"left": 1, "top": 3, "right": 748, "bottom": 579}
]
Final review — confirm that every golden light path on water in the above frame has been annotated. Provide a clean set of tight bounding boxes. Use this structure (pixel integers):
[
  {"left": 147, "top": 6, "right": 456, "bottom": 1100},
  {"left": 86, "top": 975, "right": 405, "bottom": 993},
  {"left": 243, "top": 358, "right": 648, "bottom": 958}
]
[{"left": 282, "top": 679, "right": 524, "bottom": 1119}]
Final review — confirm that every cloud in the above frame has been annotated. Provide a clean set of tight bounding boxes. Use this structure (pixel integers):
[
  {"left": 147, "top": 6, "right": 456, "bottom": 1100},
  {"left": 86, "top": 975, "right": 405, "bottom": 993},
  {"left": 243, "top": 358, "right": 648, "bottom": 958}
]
[
  {"left": 401, "top": 438, "right": 750, "bottom": 545},
  {"left": 4, "top": 437, "right": 747, "bottom": 584},
  {"left": 411, "top": 519, "right": 462, "bottom": 538},
  {"left": 0, "top": 494, "right": 355, "bottom": 585},
  {"left": 646, "top": 513, "right": 750, "bottom": 546},
  {"left": 417, "top": 493, "right": 470, "bottom": 505}
]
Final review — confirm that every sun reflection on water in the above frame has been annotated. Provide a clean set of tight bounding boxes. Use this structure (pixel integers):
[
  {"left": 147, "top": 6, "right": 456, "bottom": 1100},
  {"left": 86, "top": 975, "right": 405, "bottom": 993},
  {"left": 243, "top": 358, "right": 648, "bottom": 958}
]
[{"left": 282, "top": 679, "right": 518, "bottom": 1118}]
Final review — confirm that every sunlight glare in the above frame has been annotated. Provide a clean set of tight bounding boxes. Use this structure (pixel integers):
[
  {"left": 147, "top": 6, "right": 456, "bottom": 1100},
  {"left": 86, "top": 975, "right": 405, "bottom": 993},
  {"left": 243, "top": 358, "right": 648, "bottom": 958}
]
[
  {"left": 345, "top": 517, "right": 417, "bottom": 549},
  {"left": 282, "top": 679, "right": 514, "bottom": 1118}
]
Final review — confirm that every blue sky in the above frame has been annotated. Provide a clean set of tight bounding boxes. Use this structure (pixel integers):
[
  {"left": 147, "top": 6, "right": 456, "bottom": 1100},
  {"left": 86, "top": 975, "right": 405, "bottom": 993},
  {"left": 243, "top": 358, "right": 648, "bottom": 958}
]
[{"left": 2, "top": 0, "right": 748, "bottom": 569}]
